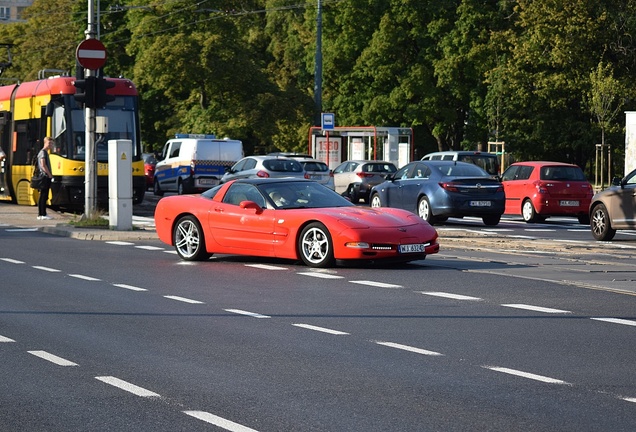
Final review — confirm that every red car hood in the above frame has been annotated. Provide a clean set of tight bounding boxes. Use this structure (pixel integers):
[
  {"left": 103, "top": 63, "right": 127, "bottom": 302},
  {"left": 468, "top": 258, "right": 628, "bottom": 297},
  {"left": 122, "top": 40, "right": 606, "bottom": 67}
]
[{"left": 317, "top": 206, "right": 423, "bottom": 229}]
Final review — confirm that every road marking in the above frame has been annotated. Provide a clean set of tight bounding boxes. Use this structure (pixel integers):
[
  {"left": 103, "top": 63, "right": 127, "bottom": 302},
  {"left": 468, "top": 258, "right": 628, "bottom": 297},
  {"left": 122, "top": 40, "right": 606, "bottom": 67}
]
[
  {"left": 297, "top": 272, "right": 343, "bottom": 279},
  {"left": 32, "top": 265, "right": 61, "bottom": 272},
  {"left": 135, "top": 245, "right": 164, "bottom": 251},
  {"left": 106, "top": 241, "right": 135, "bottom": 246},
  {"left": 292, "top": 324, "right": 349, "bottom": 335},
  {"left": 375, "top": 341, "right": 443, "bottom": 356},
  {"left": 484, "top": 366, "right": 569, "bottom": 385},
  {"left": 591, "top": 318, "right": 636, "bottom": 327},
  {"left": 622, "top": 397, "right": 636, "bottom": 403},
  {"left": 350, "top": 280, "right": 402, "bottom": 288},
  {"left": 524, "top": 229, "right": 556, "bottom": 232},
  {"left": 419, "top": 292, "right": 482, "bottom": 301},
  {"left": 1, "top": 258, "right": 24, "bottom": 264},
  {"left": 5, "top": 228, "right": 38, "bottom": 232},
  {"left": 112, "top": 283, "right": 147, "bottom": 292},
  {"left": 245, "top": 264, "right": 287, "bottom": 270},
  {"left": 501, "top": 304, "right": 571, "bottom": 314},
  {"left": 0, "top": 334, "right": 16, "bottom": 342},
  {"left": 225, "top": 309, "right": 270, "bottom": 318},
  {"left": 28, "top": 350, "right": 78, "bottom": 366},
  {"left": 164, "top": 295, "right": 204, "bottom": 304},
  {"left": 69, "top": 274, "right": 101, "bottom": 281},
  {"left": 95, "top": 376, "right": 161, "bottom": 398},
  {"left": 183, "top": 411, "right": 259, "bottom": 432}
]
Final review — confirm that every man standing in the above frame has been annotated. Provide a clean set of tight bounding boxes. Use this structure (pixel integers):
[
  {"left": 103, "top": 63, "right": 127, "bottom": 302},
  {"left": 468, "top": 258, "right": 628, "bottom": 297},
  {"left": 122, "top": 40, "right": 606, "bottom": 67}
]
[{"left": 37, "top": 137, "right": 54, "bottom": 220}]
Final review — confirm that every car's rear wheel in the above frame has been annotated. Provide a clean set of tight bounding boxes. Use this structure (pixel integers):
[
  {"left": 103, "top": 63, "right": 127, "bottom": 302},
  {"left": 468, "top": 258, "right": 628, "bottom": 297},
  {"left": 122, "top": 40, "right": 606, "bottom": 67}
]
[
  {"left": 417, "top": 196, "right": 435, "bottom": 224},
  {"left": 591, "top": 203, "right": 616, "bottom": 241},
  {"left": 521, "top": 199, "right": 537, "bottom": 223},
  {"left": 173, "top": 215, "right": 210, "bottom": 260},
  {"left": 298, "top": 222, "right": 334, "bottom": 267},
  {"left": 345, "top": 184, "right": 359, "bottom": 203},
  {"left": 370, "top": 193, "right": 382, "bottom": 208},
  {"left": 153, "top": 179, "right": 164, "bottom": 197},
  {"left": 177, "top": 179, "right": 184, "bottom": 195},
  {"left": 482, "top": 215, "right": 501, "bottom": 226}
]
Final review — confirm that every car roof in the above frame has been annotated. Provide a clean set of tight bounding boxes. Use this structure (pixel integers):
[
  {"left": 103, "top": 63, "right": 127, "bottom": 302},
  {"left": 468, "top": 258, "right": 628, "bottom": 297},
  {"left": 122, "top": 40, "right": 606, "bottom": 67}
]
[
  {"left": 423, "top": 151, "right": 496, "bottom": 156},
  {"left": 243, "top": 155, "right": 297, "bottom": 161},
  {"left": 267, "top": 152, "right": 313, "bottom": 159},
  {"left": 510, "top": 161, "right": 579, "bottom": 167},
  {"left": 419, "top": 160, "right": 478, "bottom": 167},
  {"left": 229, "top": 178, "right": 316, "bottom": 186}
]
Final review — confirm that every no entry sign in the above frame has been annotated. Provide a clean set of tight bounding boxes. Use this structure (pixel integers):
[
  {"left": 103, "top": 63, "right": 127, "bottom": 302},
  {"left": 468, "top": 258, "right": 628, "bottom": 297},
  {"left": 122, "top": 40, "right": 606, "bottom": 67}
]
[{"left": 76, "top": 39, "right": 107, "bottom": 70}]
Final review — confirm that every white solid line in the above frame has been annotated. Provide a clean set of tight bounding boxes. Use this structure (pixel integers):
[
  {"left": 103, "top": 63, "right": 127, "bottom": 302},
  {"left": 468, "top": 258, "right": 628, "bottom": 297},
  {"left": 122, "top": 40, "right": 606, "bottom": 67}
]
[
  {"left": 292, "top": 323, "right": 349, "bottom": 335},
  {"left": 112, "top": 283, "right": 147, "bottom": 292},
  {"left": 165, "top": 250, "right": 178, "bottom": 254},
  {"left": 225, "top": 309, "right": 270, "bottom": 318},
  {"left": 0, "top": 335, "right": 16, "bottom": 342},
  {"left": 32, "top": 265, "right": 61, "bottom": 272},
  {"left": 135, "top": 245, "right": 164, "bottom": 250},
  {"left": 1, "top": 258, "right": 24, "bottom": 264},
  {"left": 501, "top": 304, "right": 571, "bottom": 314},
  {"left": 375, "top": 341, "right": 443, "bottom": 356},
  {"left": 183, "top": 411, "right": 259, "bottom": 432},
  {"left": 350, "top": 280, "right": 402, "bottom": 288},
  {"left": 69, "top": 274, "right": 101, "bottom": 281},
  {"left": 28, "top": 350, "right": 78, "bottom": 366},
  {"left": 106, "top": 241, "right": 135, "bottom": 246},
  {"left": 419, "top": 292, "right": 482, "bottom": 301},
  {"left": 6, "top": 228, "right": 38, "bottom": 232},
  {"left": 164, "top": 295, "right": 204, "bottom": 304},
  {"left": 95, "top": 376, "right": 160, "bottom": 397},
  {"left": 484, "top": 366, "right": 569, "bottom": 385},
  {"left": 622, "top": 397, "right": 636, "bottom": 403},
  {"left": 591, "top": 318, "right": 636, "bottom": 327},
  {"left": 297, "top": 272, "right": 343, "bottom": 279},
  {"left": 245, "top": 264, "right": 287, "bottom": 270}
]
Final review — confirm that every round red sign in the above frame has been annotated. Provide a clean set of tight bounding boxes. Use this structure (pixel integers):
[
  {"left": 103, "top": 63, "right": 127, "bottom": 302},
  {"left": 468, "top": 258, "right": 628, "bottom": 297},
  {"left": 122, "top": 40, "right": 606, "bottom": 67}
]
[{"left": 76, "top": 39, "right": 107, "bottom": 70}]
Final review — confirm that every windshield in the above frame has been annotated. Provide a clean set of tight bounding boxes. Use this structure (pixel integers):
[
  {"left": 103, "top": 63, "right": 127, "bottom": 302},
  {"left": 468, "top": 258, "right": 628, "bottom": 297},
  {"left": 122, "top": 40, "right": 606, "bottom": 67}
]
[{"left": 258, "top": 181, "right": 353, "bottom": 209}]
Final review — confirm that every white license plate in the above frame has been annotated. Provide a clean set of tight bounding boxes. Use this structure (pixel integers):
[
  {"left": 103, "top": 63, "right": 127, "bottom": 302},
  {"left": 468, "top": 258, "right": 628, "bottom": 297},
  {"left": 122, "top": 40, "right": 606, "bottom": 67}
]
[
  {"left": 470, "top": 201, "right": 492, "bottom": 207},
  {"left": 399, "top": 243, "right": 426, "bottom": 253},
  {"left": 198, "top": 179, "right": 219, "bottom": 186},
  {"left": 560, "top": 200, "right": 579, "bottom": 207},
  {"left": 310, "top": 175, "right": 323, "bottom": 180}
]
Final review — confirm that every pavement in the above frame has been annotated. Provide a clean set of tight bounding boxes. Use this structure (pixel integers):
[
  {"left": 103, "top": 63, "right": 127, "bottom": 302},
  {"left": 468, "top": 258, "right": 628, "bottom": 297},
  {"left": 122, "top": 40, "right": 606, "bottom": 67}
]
[{"left": 0, "top": 201, "right": 158, "bottom": 241}]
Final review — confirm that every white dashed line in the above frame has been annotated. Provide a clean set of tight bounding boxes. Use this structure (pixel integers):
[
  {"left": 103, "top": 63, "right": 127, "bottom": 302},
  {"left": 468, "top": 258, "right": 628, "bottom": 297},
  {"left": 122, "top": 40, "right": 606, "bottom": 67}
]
[
  {"left": 164, "top": 295, "right": 204, "bottom": 304},
  {"left": 68, "top": 274, "right": 101, "bottom": 281},
  {"left": 1, "top": 258, "right": 24, "bottom": 264},
  {"left": 297, "top": 272, "right": 343, "bottom": 279},
  {"left": 32, "top": 265, "right": 61, "bottom": 272},
  {"left": 183, "top": 411, "right": 259, "bottom": 432},
  {"left": 591, "top": 318, "right": 636, "bottom": 327},
  {"left": 135, "top": 245, "right": 164, "bottom": 251},
  {"left": 28, "top": 350, "right": 78, "bottom": 366},
  {"left": 501, "top": 304, "right": 571, "bottom": 314},
  {"left": 375, "top": 341, "right": 443, "bottom": 356},
  {"left": 5, "top": 228, "right": 38, "bottom": 232},
  {"left": 419, "top": 292, "right": 482, "bottom": 301},
  {"left": 622, "top": 397, "right": 636, "bottom": 403},
  {"left": 0, "top": 335, "right": 16, "bottom": 343},
  {"left": 350, "top": 280, "right": 402, "bottom": 289},
  {"left": 95, "top": 376, "right": 161, "bottom": 398},
  {"left": 112, "top": 283, "right": 147, "bottom": 292},
  {"left": 245, "top": 264, "right": 287, "bottom": 270},
  {"left": 225, "top": 309, "right": 270, "bottom": 318},
  {"left": 484, "top": 366, "right": 569, "bottom": 385},
  {"left": 106, "top": 241, "right": 135, "bottom": 246},
  {"left": 292, "top": 324, "right": 349, "bottom": 335}
]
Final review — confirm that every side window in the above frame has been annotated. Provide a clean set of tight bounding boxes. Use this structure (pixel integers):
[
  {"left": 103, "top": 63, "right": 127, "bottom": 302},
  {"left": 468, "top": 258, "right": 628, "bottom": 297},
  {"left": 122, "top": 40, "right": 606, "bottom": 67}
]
[
  {"left": 395, "top": 166, "right": 410, "bottom": 180},
  {"left": 223, "top": 183, "right": 256, "bottom": 206},
  {"left": 442, "top": 155, "right": 454, "bottom": 161},
  {"left": 501, "top": 166, "right": 519, "bottom": 181},
  {"left": 243, "top": 158, "right": 257, "bottom": 170},
  {"left": 414, "top": 164, "right": 431, "bottom": 179},
  {"left": 518, "top": 166, "right": 533, "bottom": 180},
  {"left": 169, "top": 141, "right": 182, "bottom": 159},
  {"left": 231, "top": 159, "right": 246, "bottom": 172},
  {"left": 349, "top": 163, "right": 359, "bottom": 172},
  {"left": 431, "top": 155, "right": 442, "bottom": 160}
]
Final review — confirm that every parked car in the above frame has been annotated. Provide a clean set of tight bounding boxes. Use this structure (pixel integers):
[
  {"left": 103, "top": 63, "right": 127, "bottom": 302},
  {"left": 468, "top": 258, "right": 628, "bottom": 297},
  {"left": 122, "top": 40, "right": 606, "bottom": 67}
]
[
  {"left": 500, "top": 161, "right": 593, "bottom": 224},
  {"left": 370, "top": 160, "right": 505, "bottom": 226},
  {"left": 421, "top": 150, "right": 500, "bottom": 177},
  {"left": 142, "top": 153, "right": 157, "bottom": 190},
  {"left": 589, "top": 168, "right": 636, "bottom": 240},
  {"left": 296, "top": 158, "right": 334, "bottom": 189},
  {"left": 333, "top": 160, "right": 397, "bottom": 203},
  {"left": 154, "top": 178, "right": 440, "bottom": 267},
  {"left": 220, "top": 155, "right": 306, "bottom": 183}
]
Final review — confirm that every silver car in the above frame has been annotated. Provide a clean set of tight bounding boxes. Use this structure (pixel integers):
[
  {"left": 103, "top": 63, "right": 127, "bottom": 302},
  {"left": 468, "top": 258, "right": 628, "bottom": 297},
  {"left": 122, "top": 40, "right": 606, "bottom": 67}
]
[
  {"left": 296, "top": 158, "right": 334, "bottom": 190},
  {"left": 589, "top": 168, "right": 636, "bottom": 240},
  {"left": 333, "top": 160, "right": 397, "bottom": 203},
  {"left": 221, "top": 155, "right": 306, "bottom": 183}
]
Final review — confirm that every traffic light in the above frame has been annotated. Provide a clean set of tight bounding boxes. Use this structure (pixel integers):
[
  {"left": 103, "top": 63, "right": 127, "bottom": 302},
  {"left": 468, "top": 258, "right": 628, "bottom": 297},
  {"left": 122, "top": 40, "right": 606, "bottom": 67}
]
[
  {"left": 94, "top": 77, "right": 116, "bottom": 108},
  {"left": 73, "top": 76, "right": 96, "bottom": 109}
]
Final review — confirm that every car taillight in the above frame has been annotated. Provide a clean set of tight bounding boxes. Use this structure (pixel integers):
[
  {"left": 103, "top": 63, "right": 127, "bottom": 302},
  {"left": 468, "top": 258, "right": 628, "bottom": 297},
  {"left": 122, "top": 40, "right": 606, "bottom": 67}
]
[
  {"left": 534, "top": 181, "right": 548, "bottom": 194},
  {"left": 357, "top": 172, "right": 374, "bottom": 178},
  {"left": 439, "top": 182, "right": 459, "bottom": 192},
  {"left": 256, "top": 170, "right": 270, "bottom": 178},
  {"left": 304, "top": 173, "right": 310, "bottom": 179}
]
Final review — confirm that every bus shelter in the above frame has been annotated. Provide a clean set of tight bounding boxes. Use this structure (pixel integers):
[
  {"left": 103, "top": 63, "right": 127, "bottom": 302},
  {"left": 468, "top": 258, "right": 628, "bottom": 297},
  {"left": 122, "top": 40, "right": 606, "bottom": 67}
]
[{"left": 308, "top": 126, "right": 413, "bottom": 169}]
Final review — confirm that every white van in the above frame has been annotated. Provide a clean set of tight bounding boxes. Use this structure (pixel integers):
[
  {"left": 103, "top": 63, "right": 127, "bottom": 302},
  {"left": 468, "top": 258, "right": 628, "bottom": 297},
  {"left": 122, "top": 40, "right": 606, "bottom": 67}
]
[
  {"left": 154, "top": 134, "right": 243, "bottom": 195},
  {"left": 421, "top": 151, "right": 500, "bottom": 176}
]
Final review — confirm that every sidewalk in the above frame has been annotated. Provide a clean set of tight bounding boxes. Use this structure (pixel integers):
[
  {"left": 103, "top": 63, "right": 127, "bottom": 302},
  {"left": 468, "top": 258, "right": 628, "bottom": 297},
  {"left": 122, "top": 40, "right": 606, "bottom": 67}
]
[{"left": 0, "top": 201, "right": 157, "bottom": 241}]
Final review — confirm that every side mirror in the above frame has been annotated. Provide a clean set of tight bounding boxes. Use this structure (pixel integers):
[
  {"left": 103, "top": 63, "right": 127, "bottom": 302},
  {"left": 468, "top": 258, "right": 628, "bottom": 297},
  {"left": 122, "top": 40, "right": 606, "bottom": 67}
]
[{"left": 240, "top": 200, "right": 263, "bottom": 214}]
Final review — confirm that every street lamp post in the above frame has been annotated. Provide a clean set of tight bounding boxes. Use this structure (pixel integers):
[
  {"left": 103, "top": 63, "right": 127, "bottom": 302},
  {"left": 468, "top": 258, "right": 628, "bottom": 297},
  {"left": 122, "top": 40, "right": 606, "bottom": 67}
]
[{"left": 314, "top": 0, "right": 322, "bottom": 126}]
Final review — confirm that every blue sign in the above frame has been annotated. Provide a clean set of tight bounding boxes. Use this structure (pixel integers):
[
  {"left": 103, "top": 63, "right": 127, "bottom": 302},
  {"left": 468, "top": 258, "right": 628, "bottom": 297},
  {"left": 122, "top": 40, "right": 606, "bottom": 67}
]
[{"left": 321, "top": 112, "right": 335, "bottom": 130}]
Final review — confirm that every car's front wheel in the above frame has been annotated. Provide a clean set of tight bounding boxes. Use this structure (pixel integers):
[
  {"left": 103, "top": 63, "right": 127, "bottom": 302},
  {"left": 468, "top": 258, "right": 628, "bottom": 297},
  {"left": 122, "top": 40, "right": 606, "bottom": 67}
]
[
  {"left": 522, "top": 199, "right": 538, "bottom": 223},
  {"left": 370, "top": 193, "right": 382, "bottom": 208},
  {"left": 298, "top": 222, "right": 335, "bottom": 267},
  {"left": 153, "top": 179, "right": 164, "bottom": 196},
  {"left": 417, "top": 196, "right": 435, "bottom": 224},
  {"left": 591, "top": 203, "right": 616, "bottom": 241},
  {"left": 173, "top": 215, "right": 210, "bottom": 260}
]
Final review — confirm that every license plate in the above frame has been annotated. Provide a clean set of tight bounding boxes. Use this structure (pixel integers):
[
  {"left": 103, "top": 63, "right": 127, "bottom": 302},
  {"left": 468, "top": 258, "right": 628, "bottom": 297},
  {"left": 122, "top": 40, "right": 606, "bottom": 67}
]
[
  {"left": 198, "top": 179, "right": 219, "bottom": 186},
  {"left": 560, "top": 200, "right": 579, "bottom": 207},
  {"left": 470, "top": 201, "right": 492, "bottom": 207},
  {"left": 399, "top": 243, "right": 426, "bottom": 253},
  {"left": 310, "top": 175, "right": 323, "bottom": 180}
]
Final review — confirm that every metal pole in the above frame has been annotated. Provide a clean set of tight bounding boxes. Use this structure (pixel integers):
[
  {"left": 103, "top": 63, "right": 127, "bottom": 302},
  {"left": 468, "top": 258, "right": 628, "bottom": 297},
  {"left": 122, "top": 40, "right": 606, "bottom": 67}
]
[
  {"left": 84, "top": 0, "right": 97, "bottom": 219},
  {"left": 313, "top": 0, "right": 322, "bottom": 126}
]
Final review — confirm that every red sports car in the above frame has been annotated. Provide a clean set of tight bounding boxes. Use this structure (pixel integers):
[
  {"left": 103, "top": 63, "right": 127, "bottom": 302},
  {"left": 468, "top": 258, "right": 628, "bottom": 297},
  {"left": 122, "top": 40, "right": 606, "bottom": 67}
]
[{"left": 154, "top": 178, "right": 439, "bottom": 267}]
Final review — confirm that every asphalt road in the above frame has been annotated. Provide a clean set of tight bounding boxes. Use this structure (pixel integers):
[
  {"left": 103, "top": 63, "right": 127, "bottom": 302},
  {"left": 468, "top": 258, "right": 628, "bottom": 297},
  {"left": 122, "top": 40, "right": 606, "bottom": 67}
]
[{"left": 1, "top": 222, "right": 636, "bottom": 431}]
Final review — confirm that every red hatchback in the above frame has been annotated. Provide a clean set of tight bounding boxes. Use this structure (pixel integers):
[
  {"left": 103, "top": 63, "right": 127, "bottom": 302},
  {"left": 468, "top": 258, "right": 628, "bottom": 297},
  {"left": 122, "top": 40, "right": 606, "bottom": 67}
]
[{"left": 501, "top": 161, "right": 593, "bottom": 224}]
